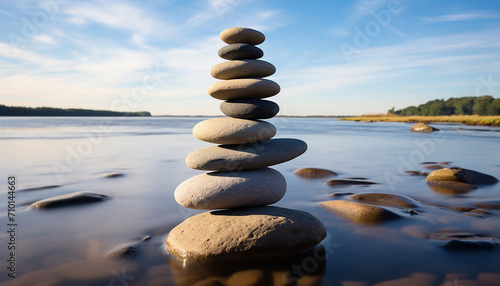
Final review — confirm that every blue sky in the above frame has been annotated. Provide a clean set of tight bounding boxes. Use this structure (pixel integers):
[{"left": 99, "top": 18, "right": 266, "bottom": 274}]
[{"left": 1, "top": 0, "right": 499, "bottom": 116}]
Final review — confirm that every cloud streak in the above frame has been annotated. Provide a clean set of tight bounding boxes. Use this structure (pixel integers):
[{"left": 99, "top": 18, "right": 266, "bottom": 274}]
[{"left": 420, "top": 11, "right": 500, "bottom": 23}]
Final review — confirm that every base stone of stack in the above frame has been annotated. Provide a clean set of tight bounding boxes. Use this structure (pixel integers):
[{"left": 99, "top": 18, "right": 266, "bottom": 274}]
[
  {"left": 192, "top": 117, "right": 276, "bottom": 144},
  {"left": 174, "top": 168, "right": 286, "bottom": 210},
  {"left": 185, "top": 138, "right": 307, "bottom": 171},
  {"left": 220, "top": 99, "right": 279, "bottom": 119},
  {"left": 207, "top": 78, "right": 280, "bottom": 101},
  {"left": 218, "top": 43, "right": 264, "bottom": 60},
  {"left": 166, "top": 206, "right": 327, "bottom": 262}
]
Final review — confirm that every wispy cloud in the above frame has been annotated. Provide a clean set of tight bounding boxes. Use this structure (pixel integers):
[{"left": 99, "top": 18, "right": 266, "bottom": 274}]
[
  {"left": 420, "top": 11, "right": 500, "bottom": 23},
  {"left": 0, "top": 9, "right": 16, "bottom": 18},
  {"left": 63, "top": 0, "right": 171, "bottom": 46},
  {"left": 33, "top": 34, "right": 56, "bottom": 45},
  {"left": 280, "top": 29, "right": 500, "bottom": 98}
]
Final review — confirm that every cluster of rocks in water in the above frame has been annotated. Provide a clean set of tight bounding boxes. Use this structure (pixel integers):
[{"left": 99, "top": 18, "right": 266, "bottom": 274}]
[
  {"left": 166, "top": 27, "right": 326, "bottom": 262},
  {"left": 293, "top": 165, "right": 500, "bottom": 252}
]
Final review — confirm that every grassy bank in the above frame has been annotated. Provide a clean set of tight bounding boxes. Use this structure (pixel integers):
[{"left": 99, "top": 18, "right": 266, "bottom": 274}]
[{"left": 340, "top": 115, "right": 500, "bottom": 127}]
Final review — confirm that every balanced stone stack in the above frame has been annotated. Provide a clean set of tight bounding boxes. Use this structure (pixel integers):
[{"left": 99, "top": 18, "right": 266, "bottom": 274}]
[{"left": 167, "top": 27, "right": 326, "bottom": 262}]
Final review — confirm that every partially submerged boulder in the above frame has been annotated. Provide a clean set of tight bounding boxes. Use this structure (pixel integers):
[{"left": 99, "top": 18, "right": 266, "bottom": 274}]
[
  {"left": 319, "top": 200, "right": 401, "bottom": 224},
  {"left": 410, "top": 123, "right": 439, "bottom": 132},
  {"left": 29, "top": 191, "right": 110, "bottom": 209},
  {"left": 426, "top": 168, "right": 498, "bottom": 186}
]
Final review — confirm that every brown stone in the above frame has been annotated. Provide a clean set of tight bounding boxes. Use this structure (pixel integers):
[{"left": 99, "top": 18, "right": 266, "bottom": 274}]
[
  {"left": 166, "top": 206, "right": 326, "bottom": 262},
  {"left": 319, "top": 200, "right": 401, "bottom": 224},
  {"left": 293, "top": 168, "right": 337, "bottom": 179},
  {"left": 220, "top": 27, "right": 265, "bottom": 45}
]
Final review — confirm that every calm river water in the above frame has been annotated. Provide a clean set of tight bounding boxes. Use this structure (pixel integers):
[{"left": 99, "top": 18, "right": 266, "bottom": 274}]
[{"left": 0, "top": 117, "right": 499, "bottom": 286}]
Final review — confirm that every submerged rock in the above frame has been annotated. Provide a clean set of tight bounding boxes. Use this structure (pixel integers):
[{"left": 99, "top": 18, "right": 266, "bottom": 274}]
[
  {"left": 166, "top": 206, "right": 326, "bottom": 262},
  {"left": 424, "top": 165, "right": 443, "bottom": 170},
  {"left": 293, "top": 168, "right": 337, "bottom": 179},
  {"left": 105, "top": 243, "right": 139, "bottom": 260},
  {"left": 478, "top": 273, "right": 500, "bottom": 285},
  {"left": 348, "top": 193, "right": 419, "bottom": 208},
  {"left": 29, "top": 191, "right": 110, "bottom": 209},
  {"left": 426, "top": 180, "right": 477, "bottom": 194},
  {"left": 475, "top": 200, "right": 500, "bottom": 210},
  {"left": 405, "top": 171, "right": 428, "bottom": 176},
  {"left": 226, "top": 269, "right": 269, "bottom": 286},
  {"left": 325, "top": 179, "right": 376, "bottom": 187},
  {"left": 104, "top": 172, "right": 124, "bottom": 178},
  {"left": 374, "top": 273, "right": 437, "bottom": 286},
  {"left": 426, "top": 168, "right": 498, "bottom": 185},
  {"left": 319, "top": 200, "right": 401, "bottom": 224},
  {"left": 429, "top": 232, "right": 500, "bottom": 250},
  {"left": 330, "top": 192, "right": 354, "bottom": 197},
  {"left": 410, "top": 122, "right": 439, "bottom": 132}
]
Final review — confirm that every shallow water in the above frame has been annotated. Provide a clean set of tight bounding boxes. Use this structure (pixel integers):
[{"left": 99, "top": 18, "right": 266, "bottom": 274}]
[{"left": 0, "top": 117, "right": 499, "bottom": 286}]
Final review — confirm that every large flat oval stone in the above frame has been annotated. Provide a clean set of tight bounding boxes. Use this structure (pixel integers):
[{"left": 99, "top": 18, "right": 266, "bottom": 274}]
[
  {"left": 185, "top": 138, "right": 307, "bottom": 171},
  {"left": 220, "top": 27, "right": 265, "bottom": 45},
  {"left": 175, "top": 168, "right": 286, "bottom": 210},
  {"left": 192, "top": 117, "right": 276, "bottom": 144},
  {"left": 319, "top": 200, "right": 401, "bottom": 224},
  {"left": 166, "top": 206, "right": 326, "bottom": 262},
  {"left": 220, "top": 99, "right": 279, "bottom": 119},
  {"left": 207, "top": 79, "right": 280, "bottom": 101},
  {"left": 218, "top": 43, "right": 263, "bottom": 60},
  {"left": 210, "top": 60, "right": 276, "bottom": 80}
]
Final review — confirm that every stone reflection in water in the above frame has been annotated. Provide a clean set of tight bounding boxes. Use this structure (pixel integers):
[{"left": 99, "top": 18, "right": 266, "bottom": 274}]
[
  {"left": 166, "top": 244, "right": 328, "bottom": 286},
  {"left": 426, "top": 180, "right": 477, "bottom": 195}
]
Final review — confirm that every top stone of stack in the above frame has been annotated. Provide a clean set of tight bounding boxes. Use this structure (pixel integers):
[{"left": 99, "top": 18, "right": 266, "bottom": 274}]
[{"left": 219, "top": 27, "right": 265, "bottom": 45}]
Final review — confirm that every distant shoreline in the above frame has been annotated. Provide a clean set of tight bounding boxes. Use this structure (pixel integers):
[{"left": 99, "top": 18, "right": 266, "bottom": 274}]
[
  {"left": 340, "top": 115, "right": 500, "bottom": 127},
  {"left": 0, "top": 104, "right": 151, "bottom": 117}
]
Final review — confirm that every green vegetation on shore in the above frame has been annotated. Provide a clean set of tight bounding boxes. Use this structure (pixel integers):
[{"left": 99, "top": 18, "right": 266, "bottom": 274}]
[
  {"left": 340, "top": 114, "right": 500, "bottom": 127},
  {"left": 0, "top": 104, "right": 151, "bottom": 117},
  {"left": 388, "top": 96, "right": 500, "bottom": 116}
]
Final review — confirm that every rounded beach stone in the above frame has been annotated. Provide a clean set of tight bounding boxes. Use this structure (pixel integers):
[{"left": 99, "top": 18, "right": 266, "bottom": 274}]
[
  {"left": 211, "top": 60, "right": 275, "bottom": 80},
  {"left": 318, "top": 200, "right": 401, "bottom": 224},
  {"left": 348, "top": 193, "right": 419, "bottom": 208},
  {"left": 218, "top": 43, "right": 264, "bottom": 60},
  {"left": 293, "top": 168, "right": 337, "bottom": 179},
  {"left": 166, "top": 206, "right": 326, "bottom": 262},
  {"left": 220, "top": 99, "right": 279, "bottom": 119},
  {"left": 185, "top": 138, "right": 307, "bottom": 171},
  {"left": 410, "top": 122, "right": 439, "bottom": 132},
  {"left": 426, "top": 167, "right": 498, "bottom": 185},
  {"left": 220, "top": 27, "right": 265, "bottom": 45},
  {"left": 192, "top": 117, "right": 276, "bottom": 144},
  {"left": 174, "top": 168, "right": 286, "bottom": 210},
  {"left": 29, "top": 191, "right": 110, "bottom": 209},
  {"left": 207, "top": 79, "right": 280, "bottom": 101}
]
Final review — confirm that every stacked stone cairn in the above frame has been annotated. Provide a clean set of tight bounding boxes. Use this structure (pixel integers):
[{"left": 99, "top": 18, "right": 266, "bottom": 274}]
[{"left": 166, "top": 27, "right": 326, "bottom": 262}]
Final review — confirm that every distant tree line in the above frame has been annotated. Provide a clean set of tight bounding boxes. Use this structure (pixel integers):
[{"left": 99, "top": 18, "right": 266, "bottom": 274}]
[
  {"left": 0, "top": 104, "right": 151, "bottom": 117},
  {"left": 388, "top": 96, "right": 500, "bottom": 116}
]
